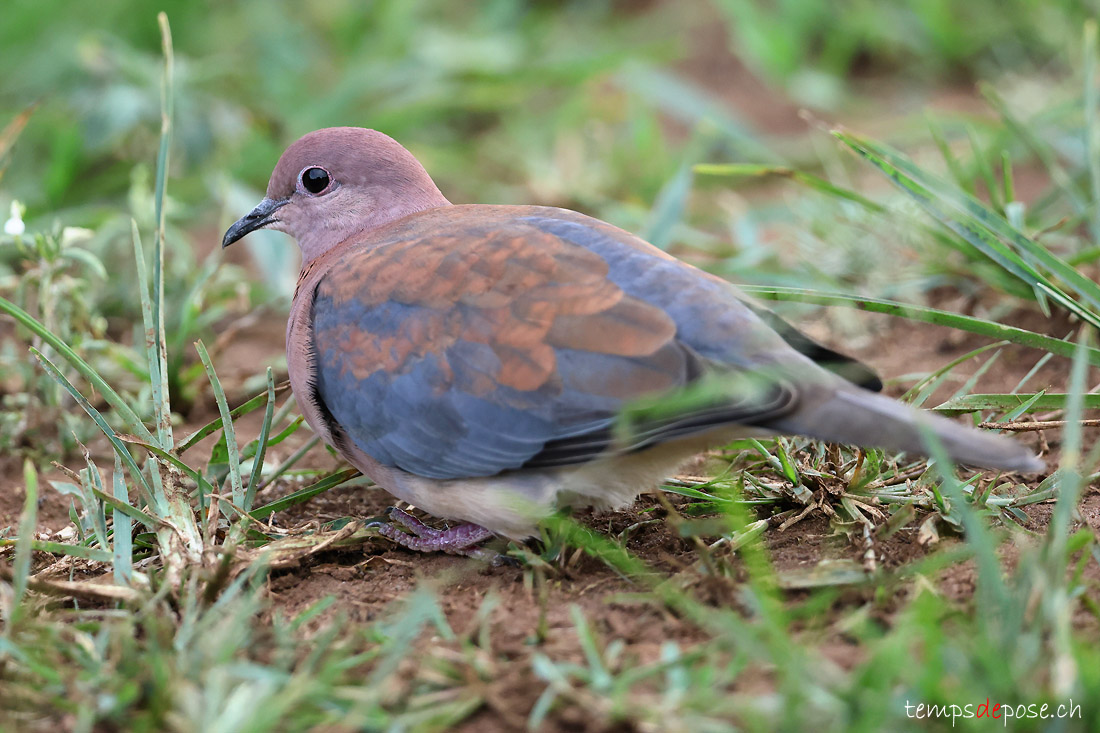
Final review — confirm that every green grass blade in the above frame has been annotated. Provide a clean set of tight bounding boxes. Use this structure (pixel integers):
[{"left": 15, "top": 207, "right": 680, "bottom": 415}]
[
  {"left": 141, "top": 14, "right": 203, "bottom": 576},
  {"left": 737, "top": 286, "right": 1100, "bottom": 364},
  {"left": 933, "top": 393, "right": 1100, "bottom": 416},
  {"left": 254, "top": 429, "right": 314, "bottom": 492},
  {"left": 834, "top": 129, "right": 1100, "bottom": 327},
  {"left": 980, "top": 83, "right": 1088, "bottom": 218},
  {"left": 946, "top": 349, "right": 1002, "bottom": 403},
  {"left": 113, "top": 453, "right": 133, "bottom": 585},
  {"left": 131, "top": 220, "right": 171, "bottom": 451},
  {"left": 269, "top": 393, "right": 299, "bottom": 432},
  {"left": 151, "top": 13, "right": 174, "bottom": 448},
  {"left": 645, "top": 156, "right": 695, "bottom": 249},
  {"left": 31, "top": 348, "right": 154, "bottom": 504},
  {"left": 926, "top": 114, "right": 973, "bottom": 194},
  {"left": 0, "top": 538, "right": 112, "bottom": 563},
  {"left": 60, "top": 246, "right": 108, "bottom": 280},
  {"left": 363, "top": 587, "right": 451, "bottom": 696},
  {"left": 78, "top": 459, "right": 110, "bottom": 551},
  {"left": 836, "top": 130, "right": 1038, "bottom": 286},
  {"left": 694, "top": 163, "right": 886, "bottom": 212},
  {"left": 0, "top": 296, "right": 151, "bottom": 442},
  {"left": 196, "top": 340, "right": 243, "bottom": 508},
  {"left": 917, "top": 429, "right": 1009, "bottom": 616},
  {"left": 81, "top": 480, "right": 159, "bottom": 529},
  {"left": 167, "top": 258, "right": 219, "bottom": 373},
  {"left": 1086, "top": 21, "right": 1100, "bottom": 243},
  {"left": 1001, "top": 150, "right": 1016, "bottom": 206},
  {"left": 1050, "top": 333, "right": 1091, "bottom": 560},
  {"left": 966, "top": 124, "right": 1001, "bottom": 212},
  {"left": 119, "top": 437, "right": 217, "bottom": 507},
  {"left": 9, "top": 459, "right": 38, "bottom": 620},
  {"left": 617, "top": 65, "right": 777, "bottom": 163},
  {"left": 245, "top": 368, "right": 277, "bottom": 512},
  {"left": 251, "top": 468, "right": 362, "bottom": 520},
  {"left": 236, "top": 417, "right": 303, "bottom": 465},
  {"left": 175, "top": 382, "right": 288, "bottom": 455},
  {"left": 997, "top": 390, "right": 1047, "bottom": 422},
  {"left": 570, "top": 604, "right": 611, "bottom": 687},
  {"left": 901, "top": 342, "right": 1007, "bottom": 404}
]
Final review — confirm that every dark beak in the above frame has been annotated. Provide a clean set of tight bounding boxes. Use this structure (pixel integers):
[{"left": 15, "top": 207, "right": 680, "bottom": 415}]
[{"left": 222, "top": 197, "right": 289, "bottom": 248}]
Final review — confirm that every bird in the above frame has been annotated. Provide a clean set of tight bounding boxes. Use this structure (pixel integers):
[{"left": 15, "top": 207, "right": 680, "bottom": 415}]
[{"left": 222, "top": 126, "right": 1044, "bottom": 559}]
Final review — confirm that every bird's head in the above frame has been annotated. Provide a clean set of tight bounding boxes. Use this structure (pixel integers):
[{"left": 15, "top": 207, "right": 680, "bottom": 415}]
[{"left": 222, "top": 127, "right": 450, "bottom": 263}]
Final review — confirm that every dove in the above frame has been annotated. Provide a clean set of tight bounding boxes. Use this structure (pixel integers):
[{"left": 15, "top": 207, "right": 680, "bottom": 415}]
[{"left": 222, "top": 127, "right": 1044, "bottom": 558}]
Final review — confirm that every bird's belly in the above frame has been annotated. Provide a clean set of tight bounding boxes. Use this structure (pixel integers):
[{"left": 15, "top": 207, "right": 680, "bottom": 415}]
[{"left": 348, "top": 425, "right": 768, "bottom": 540}]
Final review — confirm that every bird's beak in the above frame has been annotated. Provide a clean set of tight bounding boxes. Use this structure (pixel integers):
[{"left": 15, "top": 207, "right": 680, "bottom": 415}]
[{"left": 222, "top": 197, "right": 289, "bottom": 248}]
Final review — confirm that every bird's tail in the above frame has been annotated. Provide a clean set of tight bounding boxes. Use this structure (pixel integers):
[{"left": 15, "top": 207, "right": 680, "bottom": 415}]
[{"left": 770, "top": 385, "right": 1045, "bottom": 473}]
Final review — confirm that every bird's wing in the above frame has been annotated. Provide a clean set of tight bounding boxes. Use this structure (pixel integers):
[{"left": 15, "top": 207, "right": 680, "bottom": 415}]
[
  {"left": 516, "top": 211, "right": 882, "bottom": 390},
  {"left": 307, "top": 207, "right": 817, "bottom": 480},
  {"left": 737, "top": 300, "right": 882, "bottom": 392}
]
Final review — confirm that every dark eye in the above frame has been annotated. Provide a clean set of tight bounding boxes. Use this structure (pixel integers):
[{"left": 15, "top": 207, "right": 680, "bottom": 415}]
[{"left": 299, "top": 166, "right": 331, "bottom": 195}]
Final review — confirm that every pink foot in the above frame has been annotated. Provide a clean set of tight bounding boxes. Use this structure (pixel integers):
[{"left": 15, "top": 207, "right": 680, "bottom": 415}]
[{"left": 371, "top": 507, "right": 508, "bottom": 563}]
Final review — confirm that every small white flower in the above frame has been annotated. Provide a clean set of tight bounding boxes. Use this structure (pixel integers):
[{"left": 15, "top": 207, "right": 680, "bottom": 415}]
[{"left": 4, "top": 201, "right": 25, "bottom": 236}]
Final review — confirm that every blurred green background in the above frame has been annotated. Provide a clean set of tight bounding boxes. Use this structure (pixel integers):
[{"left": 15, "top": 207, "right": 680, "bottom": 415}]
[{"left": 4, "top": 0, "right": 1094, "bottom": 230}]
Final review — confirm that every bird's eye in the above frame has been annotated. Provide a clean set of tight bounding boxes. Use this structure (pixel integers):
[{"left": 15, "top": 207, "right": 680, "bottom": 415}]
[{"left": 298, "top": 166, "right": 332, "bottom": 195}]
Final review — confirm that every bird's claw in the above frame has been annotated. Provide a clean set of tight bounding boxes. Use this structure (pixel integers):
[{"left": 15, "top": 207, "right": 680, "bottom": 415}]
[{"left": 369, "top": 506, "right": 508, "bottom": 563}]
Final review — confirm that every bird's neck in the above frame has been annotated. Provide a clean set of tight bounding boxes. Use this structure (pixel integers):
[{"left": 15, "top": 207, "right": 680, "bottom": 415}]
[{"left": 297, "top": 190, "right": 451, "bottom": 267}]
